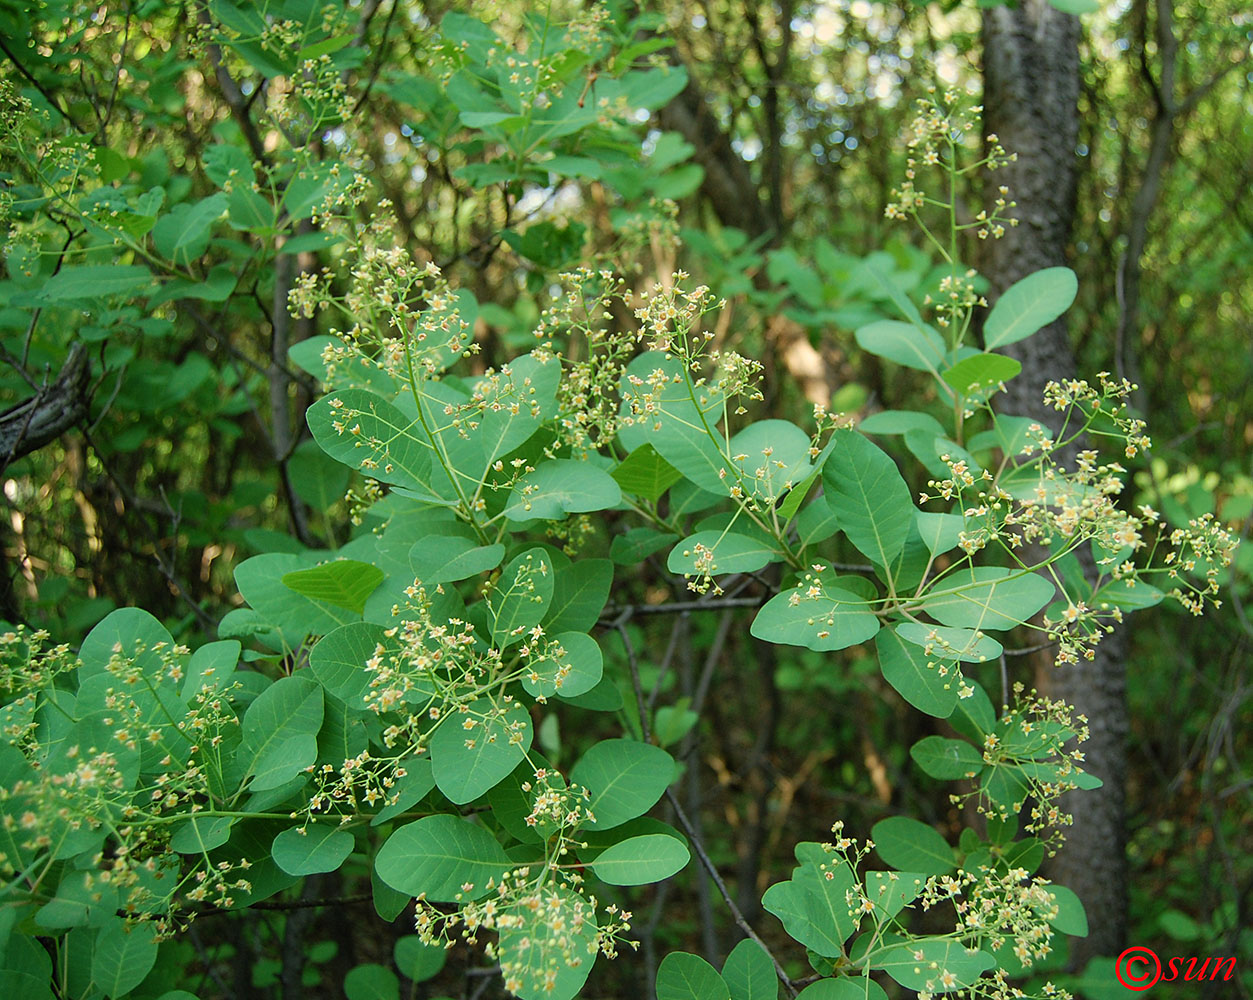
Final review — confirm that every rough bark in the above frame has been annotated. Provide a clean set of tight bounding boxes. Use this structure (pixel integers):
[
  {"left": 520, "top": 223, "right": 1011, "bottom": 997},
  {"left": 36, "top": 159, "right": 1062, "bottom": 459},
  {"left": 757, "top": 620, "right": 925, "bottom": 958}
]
[
  {"left": 0, "top": 343, "right": 89, "bottom": 471},
  {"left": 981, "top": 0, "right": 1128, "bottom": 968}
]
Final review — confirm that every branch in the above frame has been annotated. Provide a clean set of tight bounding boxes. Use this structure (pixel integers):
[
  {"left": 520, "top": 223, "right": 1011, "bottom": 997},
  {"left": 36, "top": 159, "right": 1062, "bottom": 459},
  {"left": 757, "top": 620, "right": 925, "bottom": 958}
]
[{"left": 0, "top": 343, "right": 89, "bottom": 473}]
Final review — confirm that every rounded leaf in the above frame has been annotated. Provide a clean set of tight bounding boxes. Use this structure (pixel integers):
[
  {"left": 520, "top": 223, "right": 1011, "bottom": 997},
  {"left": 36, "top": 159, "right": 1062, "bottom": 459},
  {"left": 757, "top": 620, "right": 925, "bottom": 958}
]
[
  {"left": 589, "top": 833, "right": 690, "bottom": 885},
  {"left": 272, "top": 825, "right": 355, "bottom": 875},
  {"left": 375, "top": 814, "right": 509, "bottom": 901}
]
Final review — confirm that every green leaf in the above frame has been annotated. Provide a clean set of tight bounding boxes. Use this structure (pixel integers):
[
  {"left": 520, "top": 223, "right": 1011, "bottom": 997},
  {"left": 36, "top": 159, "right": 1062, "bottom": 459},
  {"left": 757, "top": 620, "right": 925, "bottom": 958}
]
[
  {"left": 855, "top": 320, "right": 945, "bottom": 372},
  {"left": 272, "top": 825, "right": 356, "bottom": 875},
  {"left": 344, "top": 963, "right": 400, "bottom": 1000},
  {"left": 983, "top": 267, "right": 1078, "bottom": 349},
  {"left": 721, "top": 939, "right": 777, "bottom": 1000},
  {"left": 310, "top": 621, "right": 402, "bottom": 709},
  {"left": 761, "top": 854, "right": 859, "bottom": 957},
  {"left": 589, "top": 833, "right": 690, "bottom": 885},
  {"left": 521, "top": 631, "right": 603, "bottom": 699},
  {"left": 282, "top": 560, "right": 384, "bottom": 614},
  {"left": 941, "top": 353, "right": 1022, "bottom": 396},
  {"left": 307, "top": 389, "right": 434, "bottom": 491},
  {"left": 611, "top": 527, "right": 676, "bottom": 565},
  {"left": 394, "top": 935, "right": 447, "bottom": 982},
  {"left": 920, "top": 568, "right": 1056, "bottom": 630},
  {"left": 236, "top": 552, "right": 359, "bottom": 639},
  {"left": 612, "top": 443, "right": 683, "bottom": 500},
  {"left": 823, "top": 431, "right": 914, "bottom": 569},
  {"left": 570, "top": 739, "right": 676, "bottom": 830},
  {"left": 618, "top": 352, "right": 731, "bottom": 495},
  {"left": 288, "top": 439, "right": 351, "bottom": 510},
  {"left": 728, "top": 420, "right": 814, "bottom": 503},
  {"left": 859, "top": 410, "right": 947, "bottom": 436},
  {"left": 797, "top": 979, "right": 888, "bottom": 1000},
  {"left": 870, "top": 816, "right": 956, "bottom": 875},
  {"left": 1048, "top": 0, "right": 1101, "bottom": 17},
  {"left": 37, "top": 264, "right": 154, "bottom": 301},
  {"left": 489, "top": 548, "right": 554, "bottom": 645},
  {"left": 498, "top": 885, "right": 598, "bottom": 1000},
  {"left": 370, "top": 759, "right": 436, "bottom": 826},
  {"left": 875, "top": 938, "right": 994, "bottom": 993},
  {"left": 241, "top": 674, "right": 323, "bottom": 791},
  {"left": 544, "top": 558, "right": 613, "bottom": 632},
  {"left": 92, "top": 921, "right": 159, "bottom": 999},
  {"left": 430, "top": 697, "right": 533, "bottom": 803},
  {"left": 751, "top": 568, "right": 880, "bottom": 652},
  {"left": 668, "top": 530, "right": 775, "bottom": 577},
  {"left": 910, "top": 736, "right": 984, "bottom": 780},
  {"left": 170, "top": 815, "right": 235, "bottom": 854},
  {"left": 152, "top": 193, "right": 227, "bottom": 265},
  {"left": 657, "top": 953, "right": 731, "bottom": 1000},
  {"left": 915, "top": 510, "right": 965, "bottom": 556},
  {"left": 895, "top": 622, "right": 1003, "bottom": 663},
  {"left": 409, "top": 535, "right": 504, "bottom": 584},
  {"left": 505, "top": 460, "right": 622, "bottom": 519},
  {"left": 375, "top": 814, "right": 510, "bottom": 901}
]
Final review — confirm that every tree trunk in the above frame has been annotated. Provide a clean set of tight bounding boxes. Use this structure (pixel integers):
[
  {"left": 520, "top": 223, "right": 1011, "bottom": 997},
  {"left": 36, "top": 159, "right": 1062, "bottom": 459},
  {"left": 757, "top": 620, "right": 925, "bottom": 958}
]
[{"left": 981, "top": 0, "right": 1129, "bottom": 969}]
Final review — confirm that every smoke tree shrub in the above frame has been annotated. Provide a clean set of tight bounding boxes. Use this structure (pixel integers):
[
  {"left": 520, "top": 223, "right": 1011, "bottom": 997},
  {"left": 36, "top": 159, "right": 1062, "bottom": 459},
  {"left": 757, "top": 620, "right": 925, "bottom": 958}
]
[{"left": 0, "top": 9, "right": 1236, "bottom": 1000}]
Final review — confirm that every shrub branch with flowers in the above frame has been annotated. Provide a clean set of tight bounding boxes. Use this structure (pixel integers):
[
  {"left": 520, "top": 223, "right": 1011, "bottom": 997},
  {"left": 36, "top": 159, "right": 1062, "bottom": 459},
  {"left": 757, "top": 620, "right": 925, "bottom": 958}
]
[{"left": 0, "top": 9, "right": 1237, "bottom": 1000}]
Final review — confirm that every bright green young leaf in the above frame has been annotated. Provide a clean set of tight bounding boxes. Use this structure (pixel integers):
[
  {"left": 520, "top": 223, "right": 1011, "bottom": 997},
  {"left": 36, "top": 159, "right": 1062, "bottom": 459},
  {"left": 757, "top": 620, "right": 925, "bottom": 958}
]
[
  {"left": 505, "top": 460, "right": 622, "bottom": 519},
  {"left": 721, "top": 939, "right": 777, "bottom": 1000},
  {"left": 983, "top": 267, "right": 1078, "bottom": 349},
  {"left": 751, "top": 568, "right": 880, "bottom": 652},
  {"left": 588, "top": 833, "right": 690, "bottom": 885},
  {"left": 570, "top": 739, "right": 676, "bottom": 830},
  {"left": 657, "top": 952, "right": 731, "bottom": 1000},
  {"left": 272, "top": 825, "right": 356, "bottom": 875},
  {"left": 667, "top": 530, "right": 775, "bottom": 577},
  {"left": 236, "top": 552, "right": 359, "bottom": 639},
  {"left": 940, "top": 353, "right": 1022, "bottom": 395},
  {"left": 871, "top": 816, "right": 956, "bottom": 875},
  {"left": 282, "top": 560, "right": 383, "bottom": 614},
  {"left": 430, "top": 697, "right": 533, "bottom": 803},
  {"left": 612, "top": 442, "right": 683, "bottom": 500},
  {"left": 855, "top": 320, "right": 946, "bottom": 372},
  {"left": 910, "top": 736, "right": 985, "bottom": 780},
  {"left": 875, "top": 939, "right": 994, "bottom": 993},
  {"left": 920, "top": 567, "right": 1056, "bottom": 630},
  {"left": 823, "top": 430, "right": 914, "bottom": 570},
  {"left": 375, "top": 814, "right": 510, "bottom": 901}
]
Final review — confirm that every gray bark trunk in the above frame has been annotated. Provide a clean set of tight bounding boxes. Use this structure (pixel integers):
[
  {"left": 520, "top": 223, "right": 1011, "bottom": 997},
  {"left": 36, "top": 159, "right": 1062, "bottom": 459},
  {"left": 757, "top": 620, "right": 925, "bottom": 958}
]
[{"left": 981, "top": 0, "right": 1128, "bottom": 969}]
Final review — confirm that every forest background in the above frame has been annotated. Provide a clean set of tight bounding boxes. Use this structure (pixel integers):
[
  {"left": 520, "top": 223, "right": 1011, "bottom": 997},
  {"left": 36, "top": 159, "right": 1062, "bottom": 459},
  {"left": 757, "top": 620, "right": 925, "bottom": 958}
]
[{"left": 0, "top": 0, "right": 1250, "bottom": 998}]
